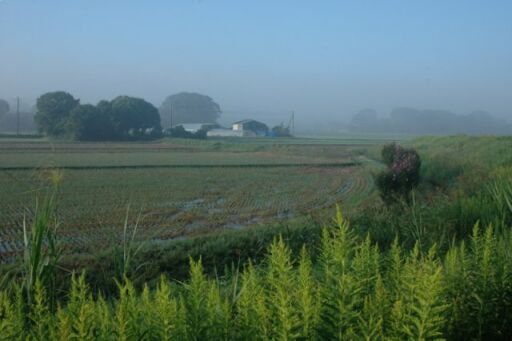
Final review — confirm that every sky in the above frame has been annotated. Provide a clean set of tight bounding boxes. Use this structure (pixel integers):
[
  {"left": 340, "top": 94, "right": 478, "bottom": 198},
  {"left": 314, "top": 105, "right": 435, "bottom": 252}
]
[{"left": 1, "top": 0, "right": 511, "bottom": 127}]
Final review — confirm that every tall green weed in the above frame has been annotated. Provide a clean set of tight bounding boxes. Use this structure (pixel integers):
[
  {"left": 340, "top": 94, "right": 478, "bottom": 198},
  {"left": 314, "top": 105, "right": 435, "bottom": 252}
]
[{"left": 2, "top": 210, "right": 511, "bottom": 339}]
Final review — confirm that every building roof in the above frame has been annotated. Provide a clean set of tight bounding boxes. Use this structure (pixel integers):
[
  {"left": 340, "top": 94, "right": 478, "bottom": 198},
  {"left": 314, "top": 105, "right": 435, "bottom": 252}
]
[
  {"left": 175, "top": 123, "right": 216, "bottom": 127},
  {"left": 232, "top": 119, "right": 258, "bottom": 124}
]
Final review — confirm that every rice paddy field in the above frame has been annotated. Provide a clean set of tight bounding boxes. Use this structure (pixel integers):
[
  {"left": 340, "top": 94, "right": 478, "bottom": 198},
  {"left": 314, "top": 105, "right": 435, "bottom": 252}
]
[{"left": 0, "top": 136, "right": 390, "bottom": 262}]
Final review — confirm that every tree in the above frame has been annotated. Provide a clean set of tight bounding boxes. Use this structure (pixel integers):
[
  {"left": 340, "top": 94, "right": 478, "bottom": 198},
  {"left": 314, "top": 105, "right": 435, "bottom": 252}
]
[
  {"left": 0, "top": 99, "right": 9, "bottom": 119},
  {"left": 95, "top": 100, "right": 118, "bottom": 138},
  {"left": 243, "top": 120, "right": 269, "bottom": 134},
  {"left": 166, "top": 125, "right": 206, "bottom": 139},
  {"left": 96, "top": 99, "right": 112, "bottom": 117},
  {"left": 35, "top": 91, "right": 79, "bottom": 136},
  {"left": 69, "top": 104, "right": 114, "bottom": 140},
  {"left": 272, "top": 124, "right": 291, "bottom": 137},
  {"left": 110, "top": 96, "right": 161, "bottom": 137},
  {"left": 376, "top": 143, "right": 421, "bottom": 203},
  {"left": 159, "top": 92, "right": 221, "bottom": 127},
  {"left": 349, "top": 108, "right": 378, "bottom": 132}
]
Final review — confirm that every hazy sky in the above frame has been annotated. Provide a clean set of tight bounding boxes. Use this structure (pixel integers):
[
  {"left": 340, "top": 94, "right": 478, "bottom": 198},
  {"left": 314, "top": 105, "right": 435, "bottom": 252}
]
[{"left": 1, "top": 0, "right": 511, "bottom": 125}]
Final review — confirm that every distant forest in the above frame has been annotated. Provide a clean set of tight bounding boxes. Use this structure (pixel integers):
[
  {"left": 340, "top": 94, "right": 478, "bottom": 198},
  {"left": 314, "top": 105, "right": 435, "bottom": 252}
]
[{"left": 349, "top": 108, "right": 512, "bottom": 135}]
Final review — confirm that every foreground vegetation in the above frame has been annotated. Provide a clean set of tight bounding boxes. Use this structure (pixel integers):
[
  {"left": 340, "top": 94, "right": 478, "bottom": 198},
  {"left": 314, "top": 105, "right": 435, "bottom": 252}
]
[
  {"left": 1, "top": 211, "right": 511, "bottom": 340},
  {"left": 2, "top": 134, "right": 512, "bottom": 339}
]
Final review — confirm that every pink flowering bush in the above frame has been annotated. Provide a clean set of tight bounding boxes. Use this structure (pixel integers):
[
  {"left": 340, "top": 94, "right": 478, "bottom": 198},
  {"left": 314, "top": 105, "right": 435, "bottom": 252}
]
[{"left": 376, "top": 142, "right": 421, "bottom": 203}]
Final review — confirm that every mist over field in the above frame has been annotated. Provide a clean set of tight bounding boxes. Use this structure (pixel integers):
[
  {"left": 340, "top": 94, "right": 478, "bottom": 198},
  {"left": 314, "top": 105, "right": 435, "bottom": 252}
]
[
  {"left": 3, "top": 2, "right": 512, "bottom": 339},
  {"left": 1, "top": 0, "right": 511, "bottom": 134}
]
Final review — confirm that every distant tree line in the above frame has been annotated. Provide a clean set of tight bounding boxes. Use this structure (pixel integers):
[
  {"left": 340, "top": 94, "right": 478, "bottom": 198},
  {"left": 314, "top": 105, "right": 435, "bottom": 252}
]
[
  {"left": 34, "top": 92, "right": 161, "bottom": 140},
  {"left": 349, "top": 107, "right": 512, "bottom": 135},
  {"left": 30, "top": 91, "right": 224, "bottom": 141},
  {"left": 7, "top": 91, "right": 294, "bottom": 139}
]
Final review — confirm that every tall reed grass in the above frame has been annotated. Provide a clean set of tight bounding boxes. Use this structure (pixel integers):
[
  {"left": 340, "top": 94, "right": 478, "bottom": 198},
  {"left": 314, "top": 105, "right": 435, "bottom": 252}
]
[{"left": 21, "top": 191, "right": 62, "bottom": 311}]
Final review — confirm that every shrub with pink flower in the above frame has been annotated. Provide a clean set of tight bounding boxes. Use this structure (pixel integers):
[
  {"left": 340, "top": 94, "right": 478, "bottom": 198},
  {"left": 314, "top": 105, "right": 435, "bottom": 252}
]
[{"left": 376, "top": 142, "right": 421, "bottom": 203}]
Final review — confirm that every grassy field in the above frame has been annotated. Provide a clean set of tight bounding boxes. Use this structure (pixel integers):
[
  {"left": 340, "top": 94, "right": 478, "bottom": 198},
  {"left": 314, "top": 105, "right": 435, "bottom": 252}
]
[
  {"left": 0, "top": 137, "right": 385, "bottom": 168},
  {"left": 0, "top": 136, "right": 379, "bottom": 262},
  {"left": 3, "top": 135, "right": 512, "bottom": 340}
]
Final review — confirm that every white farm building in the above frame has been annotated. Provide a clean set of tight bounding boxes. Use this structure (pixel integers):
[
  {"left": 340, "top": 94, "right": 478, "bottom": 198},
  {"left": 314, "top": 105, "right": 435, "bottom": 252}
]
[{"left": 207, "top": 119, "right": 269, "bottom": 137}]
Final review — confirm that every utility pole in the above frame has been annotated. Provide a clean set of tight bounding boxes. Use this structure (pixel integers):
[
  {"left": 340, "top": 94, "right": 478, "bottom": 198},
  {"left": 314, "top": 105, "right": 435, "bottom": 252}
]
[
  {"left": 292, "top": 111, "right": 295, "bottom": 136},
  {"left": 170, "top": 103, "right": 173, "bottom": 129},
  {"left": 16, "top": 97, "right": 20, "bottom": 136}
]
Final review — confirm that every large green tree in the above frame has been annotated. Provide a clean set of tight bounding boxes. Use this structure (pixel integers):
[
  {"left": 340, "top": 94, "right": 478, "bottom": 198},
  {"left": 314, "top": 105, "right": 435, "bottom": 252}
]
[
  {"left": 69, "top": 104, "right": 114, "bottom": 140},
  {"left": 159, "top": 92, "right": 221, "bottom": 127},
  {"left": 0, "top": 99, "right": 9, "bottom": 119},
  {"left": 35, "top": 91, "right": 79, "bottom": 136},
  {"left": 110, "top": 96, "right": 161, "bottom": 137}
]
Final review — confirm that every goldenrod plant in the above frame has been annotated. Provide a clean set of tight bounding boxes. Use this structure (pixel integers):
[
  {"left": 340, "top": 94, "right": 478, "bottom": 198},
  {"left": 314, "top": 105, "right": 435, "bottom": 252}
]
[{"left": 1, "top": 209, "right": 512, "bottom": 339}]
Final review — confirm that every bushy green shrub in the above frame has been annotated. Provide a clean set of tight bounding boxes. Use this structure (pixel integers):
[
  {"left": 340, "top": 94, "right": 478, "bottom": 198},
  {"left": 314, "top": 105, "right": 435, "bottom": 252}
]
[
  {"left": 271, "top": 124, "right": 292, "bottom": 137},
  {"left": 165, "top": 125, "right": 207, "bottom": 139}
]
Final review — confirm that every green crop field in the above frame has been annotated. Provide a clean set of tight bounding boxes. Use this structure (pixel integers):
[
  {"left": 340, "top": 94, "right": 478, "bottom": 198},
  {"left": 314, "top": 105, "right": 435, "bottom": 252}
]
[
  {"left": 0, "top": 136, "right": 379, "bottom": 262},
  {"left": 3, "top": 135, "right": 512, "bottom": 340}
]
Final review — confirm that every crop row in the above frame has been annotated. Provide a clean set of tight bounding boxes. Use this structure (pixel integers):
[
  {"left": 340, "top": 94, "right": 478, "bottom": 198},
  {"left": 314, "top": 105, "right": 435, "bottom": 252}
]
[{"left": 0, "top": 165, "right": 373, "bottom": 262}]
